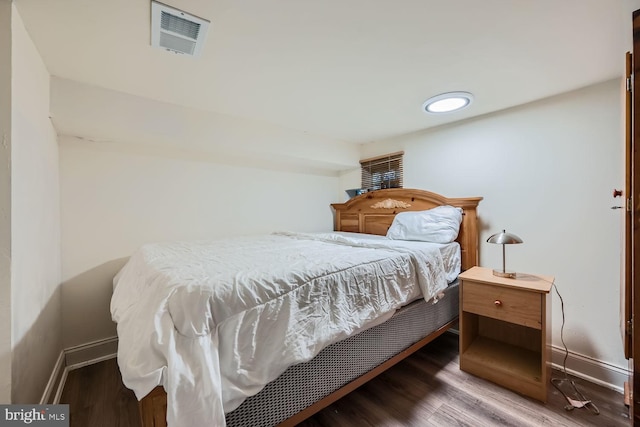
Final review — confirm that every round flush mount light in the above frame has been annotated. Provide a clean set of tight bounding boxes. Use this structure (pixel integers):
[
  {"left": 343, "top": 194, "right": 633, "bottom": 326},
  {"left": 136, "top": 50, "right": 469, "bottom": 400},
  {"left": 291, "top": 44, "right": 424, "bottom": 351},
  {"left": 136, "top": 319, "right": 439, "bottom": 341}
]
[{"left": 422, "top": 91, "right": 474, "bottom": 114}]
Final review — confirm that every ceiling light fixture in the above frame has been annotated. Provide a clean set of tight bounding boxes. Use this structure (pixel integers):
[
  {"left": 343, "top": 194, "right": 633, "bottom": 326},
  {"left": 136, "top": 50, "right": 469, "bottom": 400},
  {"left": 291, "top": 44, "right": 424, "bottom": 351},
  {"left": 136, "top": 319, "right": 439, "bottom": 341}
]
[{"left": 422, "top": 91, "right": 474, "bottom": 114}]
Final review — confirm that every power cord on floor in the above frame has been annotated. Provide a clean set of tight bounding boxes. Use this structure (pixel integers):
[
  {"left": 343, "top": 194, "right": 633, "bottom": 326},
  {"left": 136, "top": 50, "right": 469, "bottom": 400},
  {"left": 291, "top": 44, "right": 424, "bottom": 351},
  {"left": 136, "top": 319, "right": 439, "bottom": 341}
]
[{"left": 548, "top": 281, "right": 600, "bottom": 415}]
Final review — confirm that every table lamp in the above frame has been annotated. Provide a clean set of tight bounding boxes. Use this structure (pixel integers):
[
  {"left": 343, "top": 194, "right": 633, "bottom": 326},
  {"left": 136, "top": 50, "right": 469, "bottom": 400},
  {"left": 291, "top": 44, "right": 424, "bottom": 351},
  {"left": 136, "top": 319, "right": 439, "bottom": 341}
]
[{"left": 487, "top": 229, "right": 523, "bottom": 278}]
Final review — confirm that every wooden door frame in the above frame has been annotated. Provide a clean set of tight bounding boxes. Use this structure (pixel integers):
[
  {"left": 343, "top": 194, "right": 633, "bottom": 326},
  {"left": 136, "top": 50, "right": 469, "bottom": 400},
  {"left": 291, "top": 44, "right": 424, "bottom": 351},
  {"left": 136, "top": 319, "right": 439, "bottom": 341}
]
[
  {"left": 626, "top": 51, "right": 632, "bottom": 361},
  {"left": 632, "top": 10, "right": 640, "bottom": 424}
]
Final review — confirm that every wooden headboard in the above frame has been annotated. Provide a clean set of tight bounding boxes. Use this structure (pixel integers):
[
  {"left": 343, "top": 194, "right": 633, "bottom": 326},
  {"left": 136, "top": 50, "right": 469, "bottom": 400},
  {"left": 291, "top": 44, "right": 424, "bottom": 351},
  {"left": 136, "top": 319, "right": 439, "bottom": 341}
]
[{"left": 331, "top": 188, "right": 482, "bottom": 271}]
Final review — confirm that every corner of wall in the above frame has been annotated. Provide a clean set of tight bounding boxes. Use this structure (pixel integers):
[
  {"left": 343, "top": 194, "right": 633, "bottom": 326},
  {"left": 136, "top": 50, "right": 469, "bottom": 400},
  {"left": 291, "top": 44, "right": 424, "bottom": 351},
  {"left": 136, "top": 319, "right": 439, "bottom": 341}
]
[{"left": 9, "top": 3, "right": 63, "bottom": 404}]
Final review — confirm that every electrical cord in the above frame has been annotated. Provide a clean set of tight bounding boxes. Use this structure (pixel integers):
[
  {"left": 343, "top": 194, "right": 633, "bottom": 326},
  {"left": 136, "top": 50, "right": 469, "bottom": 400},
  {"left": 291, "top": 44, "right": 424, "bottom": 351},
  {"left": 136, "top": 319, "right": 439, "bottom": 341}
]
[{"left": 548, "top": 281, "right": 600, "bottom": 415}]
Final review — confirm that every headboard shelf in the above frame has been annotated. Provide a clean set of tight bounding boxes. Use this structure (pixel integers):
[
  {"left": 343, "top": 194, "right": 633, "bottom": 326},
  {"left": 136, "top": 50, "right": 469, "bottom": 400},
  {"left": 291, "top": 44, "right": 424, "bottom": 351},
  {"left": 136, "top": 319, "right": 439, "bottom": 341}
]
[{"left": 331, "top": 188, "right": 482, "bottom": 271}]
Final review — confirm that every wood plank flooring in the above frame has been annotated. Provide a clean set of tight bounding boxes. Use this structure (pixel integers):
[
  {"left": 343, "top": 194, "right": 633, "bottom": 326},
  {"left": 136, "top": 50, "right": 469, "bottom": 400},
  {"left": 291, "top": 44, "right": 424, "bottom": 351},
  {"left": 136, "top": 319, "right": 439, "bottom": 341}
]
[
  {"left": 60, "top": 357, "right": 139, "bottom": 427},
  {"left": 60, "top": 332, "right": 630, "bottom": 426}
]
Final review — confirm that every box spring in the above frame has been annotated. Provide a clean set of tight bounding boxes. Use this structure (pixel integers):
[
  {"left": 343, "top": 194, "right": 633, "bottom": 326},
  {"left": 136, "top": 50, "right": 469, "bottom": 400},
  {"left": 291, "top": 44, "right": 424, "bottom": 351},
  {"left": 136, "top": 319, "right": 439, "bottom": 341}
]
[{"left": 225, "top": 280, "right": 460, "bottom": 427}]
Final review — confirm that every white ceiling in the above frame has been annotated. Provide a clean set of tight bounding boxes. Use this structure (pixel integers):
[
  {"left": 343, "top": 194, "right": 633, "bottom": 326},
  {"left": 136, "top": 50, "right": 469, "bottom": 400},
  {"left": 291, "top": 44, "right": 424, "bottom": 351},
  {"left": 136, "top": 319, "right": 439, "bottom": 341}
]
[{"left": 14, "top": 0, "right": 635, "bottom": 167}]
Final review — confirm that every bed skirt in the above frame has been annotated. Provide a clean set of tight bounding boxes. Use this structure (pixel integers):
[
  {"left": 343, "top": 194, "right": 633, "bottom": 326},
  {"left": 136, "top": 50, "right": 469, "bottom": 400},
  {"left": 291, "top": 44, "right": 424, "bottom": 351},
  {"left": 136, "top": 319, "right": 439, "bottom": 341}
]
[{"left": 225, "top": 280, "right": 460, "bottom": 427}]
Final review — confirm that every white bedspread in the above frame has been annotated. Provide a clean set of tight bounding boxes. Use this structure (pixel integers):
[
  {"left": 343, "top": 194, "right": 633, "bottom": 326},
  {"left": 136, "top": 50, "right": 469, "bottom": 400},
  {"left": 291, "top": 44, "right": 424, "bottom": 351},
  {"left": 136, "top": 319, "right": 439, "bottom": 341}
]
[{"left": 111, "top": 232, "right": 459, "bottom": 427}]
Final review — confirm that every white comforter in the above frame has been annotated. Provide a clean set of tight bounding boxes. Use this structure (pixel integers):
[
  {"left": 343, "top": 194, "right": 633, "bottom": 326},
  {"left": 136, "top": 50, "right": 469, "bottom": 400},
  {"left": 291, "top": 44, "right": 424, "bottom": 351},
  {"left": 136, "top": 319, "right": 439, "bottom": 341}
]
[{"left": 111, "top": 232, "right": 459, "bottom": 427}]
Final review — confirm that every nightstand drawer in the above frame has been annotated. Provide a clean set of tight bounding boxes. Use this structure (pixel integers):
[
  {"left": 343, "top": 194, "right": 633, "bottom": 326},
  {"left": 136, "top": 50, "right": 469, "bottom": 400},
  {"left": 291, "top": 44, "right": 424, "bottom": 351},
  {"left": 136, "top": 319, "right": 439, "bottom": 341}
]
[{"left": 462, "top": 281, "right": 542, "bottom": 329}]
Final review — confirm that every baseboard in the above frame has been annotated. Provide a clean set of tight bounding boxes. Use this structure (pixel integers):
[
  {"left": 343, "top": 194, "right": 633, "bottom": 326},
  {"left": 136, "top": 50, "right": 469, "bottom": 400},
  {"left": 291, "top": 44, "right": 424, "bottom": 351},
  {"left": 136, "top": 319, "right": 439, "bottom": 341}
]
[
  {"left": 39, "top": 351, "right": 65, "bottom": 404},
  {"left": 64, "top": 336, "right": 118, "bottom": 369},
  {"left": 42, "top": 335, "right": 629, "bottom": 404},
  {"left": 53, "top": 368, "right": 68, "bottom": 404},
  {"left": 551, "top": 345, "right": 628, "bottom": 394},
  {"left": 42, "top": 336, "right": 118, "bottom": 404}
]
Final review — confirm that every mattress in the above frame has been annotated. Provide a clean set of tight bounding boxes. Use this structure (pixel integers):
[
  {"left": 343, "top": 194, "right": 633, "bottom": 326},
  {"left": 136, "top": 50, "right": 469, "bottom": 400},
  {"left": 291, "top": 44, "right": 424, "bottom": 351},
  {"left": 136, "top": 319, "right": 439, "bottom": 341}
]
[
  {"left": 329, "top": 232, "right": 460, "bottom": 283},
  {"left": 111, "top": 232, "right": 460, "bottom": 427},
  {"left": 226, "top": 280, "right": 460, "bottom": 426}
]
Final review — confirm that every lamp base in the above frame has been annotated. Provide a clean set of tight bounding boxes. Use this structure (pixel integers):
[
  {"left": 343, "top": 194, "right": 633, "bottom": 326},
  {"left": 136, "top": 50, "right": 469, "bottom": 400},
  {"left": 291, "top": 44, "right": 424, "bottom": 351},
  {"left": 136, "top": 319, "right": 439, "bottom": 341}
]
[{"left": 493, "top": 269, "right": 517, "bottom": 279}]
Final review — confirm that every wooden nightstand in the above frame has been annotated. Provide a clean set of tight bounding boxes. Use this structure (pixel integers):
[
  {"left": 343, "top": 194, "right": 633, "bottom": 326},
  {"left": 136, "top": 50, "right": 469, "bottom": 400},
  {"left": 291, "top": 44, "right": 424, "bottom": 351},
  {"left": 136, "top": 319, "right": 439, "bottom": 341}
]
[{"left": 458, "top": 266, "right": 553, "bottom": 402}]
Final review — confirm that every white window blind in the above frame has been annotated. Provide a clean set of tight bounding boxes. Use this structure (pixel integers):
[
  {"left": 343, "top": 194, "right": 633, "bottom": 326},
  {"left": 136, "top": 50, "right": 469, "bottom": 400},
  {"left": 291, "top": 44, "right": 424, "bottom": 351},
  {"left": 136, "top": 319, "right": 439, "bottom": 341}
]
[{"left": 360, "top": 151, "right": 404, "bottom": 191}]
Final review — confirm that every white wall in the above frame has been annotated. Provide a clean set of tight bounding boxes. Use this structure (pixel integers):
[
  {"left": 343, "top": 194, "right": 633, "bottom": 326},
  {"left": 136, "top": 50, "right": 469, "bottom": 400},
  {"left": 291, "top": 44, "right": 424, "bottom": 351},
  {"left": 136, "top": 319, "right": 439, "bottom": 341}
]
[
  {"left": 59, "top": 138, "right": 340, "bottom": 347},
  {"left": 0, "top": 0, "right": 13, "bottom": 405},
  {"left": 10, "top": 4, "right": 62, "bottom": 403},
  {"left": 50, "top": 77, "right": 362, "bottom": 177},
  {"left": 348, "top": 79, "right": 626, "bottom": 385}
]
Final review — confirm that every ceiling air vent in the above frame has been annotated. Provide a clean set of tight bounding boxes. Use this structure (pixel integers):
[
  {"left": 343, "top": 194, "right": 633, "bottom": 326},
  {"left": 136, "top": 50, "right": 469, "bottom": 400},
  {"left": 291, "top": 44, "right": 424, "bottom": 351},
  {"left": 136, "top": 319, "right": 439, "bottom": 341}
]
[{"left": 151, "top": 1, "right": 210, "bottom": 57}]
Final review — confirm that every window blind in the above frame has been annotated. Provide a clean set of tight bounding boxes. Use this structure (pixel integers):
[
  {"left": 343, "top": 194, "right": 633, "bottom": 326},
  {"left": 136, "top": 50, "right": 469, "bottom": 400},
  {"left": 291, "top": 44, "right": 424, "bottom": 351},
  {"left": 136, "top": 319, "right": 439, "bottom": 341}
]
[{"left": 360, "top": 151, "right": 404, "bottom": 191}]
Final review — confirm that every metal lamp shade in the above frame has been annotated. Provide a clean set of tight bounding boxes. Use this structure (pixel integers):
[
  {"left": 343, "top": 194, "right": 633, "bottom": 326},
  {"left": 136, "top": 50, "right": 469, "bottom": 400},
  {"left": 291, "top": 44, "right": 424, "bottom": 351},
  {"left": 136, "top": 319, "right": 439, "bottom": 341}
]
[{"left": 487, "top": 229, "right": 523, "bottom": 278}]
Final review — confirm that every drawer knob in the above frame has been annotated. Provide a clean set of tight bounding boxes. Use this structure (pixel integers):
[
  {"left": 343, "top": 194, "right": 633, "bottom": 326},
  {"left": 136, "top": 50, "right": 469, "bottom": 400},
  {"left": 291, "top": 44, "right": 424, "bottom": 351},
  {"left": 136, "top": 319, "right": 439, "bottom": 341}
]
[{"left": 494, "top": 300, "right": 502, "bottom": 307}]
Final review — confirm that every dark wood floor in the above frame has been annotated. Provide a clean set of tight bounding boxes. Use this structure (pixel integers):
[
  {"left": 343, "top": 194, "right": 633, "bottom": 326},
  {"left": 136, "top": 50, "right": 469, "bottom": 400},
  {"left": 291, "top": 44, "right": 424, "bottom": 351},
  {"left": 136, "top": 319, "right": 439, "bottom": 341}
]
[{"left": 60, "top": 332, "right": 630, "bottom": 426}]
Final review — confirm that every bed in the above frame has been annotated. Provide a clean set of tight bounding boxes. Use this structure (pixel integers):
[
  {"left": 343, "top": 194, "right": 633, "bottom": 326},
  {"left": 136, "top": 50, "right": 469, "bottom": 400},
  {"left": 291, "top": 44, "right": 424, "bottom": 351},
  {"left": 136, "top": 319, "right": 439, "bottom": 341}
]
[{"left": 111, "top": 188, "right": 482, "bottom": 427}]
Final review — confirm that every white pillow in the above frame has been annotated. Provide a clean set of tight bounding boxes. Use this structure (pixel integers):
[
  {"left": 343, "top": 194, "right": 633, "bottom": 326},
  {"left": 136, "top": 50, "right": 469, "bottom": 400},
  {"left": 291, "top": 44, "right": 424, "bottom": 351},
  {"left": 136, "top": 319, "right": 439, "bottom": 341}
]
[{"left": 386, "top": 205, "right": 463, "bottom": 243}]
